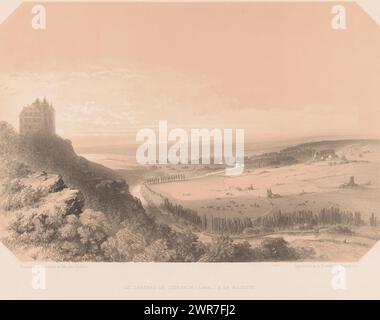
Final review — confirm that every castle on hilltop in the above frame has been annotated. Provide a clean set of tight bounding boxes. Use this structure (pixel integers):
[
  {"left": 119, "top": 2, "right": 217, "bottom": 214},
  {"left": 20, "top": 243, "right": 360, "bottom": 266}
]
[{"left": 19, "top": 98, "right": 56, "bottom": 136}]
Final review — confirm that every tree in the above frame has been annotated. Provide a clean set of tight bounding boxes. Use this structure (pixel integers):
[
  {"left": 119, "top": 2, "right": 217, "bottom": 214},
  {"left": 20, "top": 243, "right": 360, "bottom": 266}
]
[
  {"left": 200, "top": 236, "right": 235, "bottom": 262},
  {"left": 232, "top": 241, "right": 255, "bottom": 262},
  {"left": 77, "top": 209, "right": 111, "bottom": 258},
  {"left": 370, "top": 213, "right": 377, "bottom": 227},
  {"left": 101, "top": 225, "right": 146, "bottom": 261},
  {"left": 133, "top": 239, "right": 175, "bottom": 262},
  {"left": 255, "top": 237, "right": 297, "bottom": 261},
  {"left": 170, "top": 231, "right": 206, "bottom": 262}
]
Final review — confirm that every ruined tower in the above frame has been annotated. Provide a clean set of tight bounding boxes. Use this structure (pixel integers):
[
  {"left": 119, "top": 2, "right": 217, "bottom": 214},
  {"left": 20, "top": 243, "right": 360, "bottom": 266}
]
[{"left": 19, "top": 98, "right": 56, "bottom": 136}]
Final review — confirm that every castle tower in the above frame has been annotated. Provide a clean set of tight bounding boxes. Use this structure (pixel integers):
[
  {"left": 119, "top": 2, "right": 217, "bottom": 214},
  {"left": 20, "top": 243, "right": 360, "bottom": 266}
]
[{"left": 19, "top": 98, "right": 56, "bottom": 136}]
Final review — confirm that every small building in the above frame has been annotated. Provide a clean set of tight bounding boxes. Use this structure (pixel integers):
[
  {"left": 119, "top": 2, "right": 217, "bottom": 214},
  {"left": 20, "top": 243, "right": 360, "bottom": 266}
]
[
  {"left": 312, "top": 149, "right": 336, "bottom": 161},
  {"left": 19, "top": 98, "right": 56, "bottom": 136}
]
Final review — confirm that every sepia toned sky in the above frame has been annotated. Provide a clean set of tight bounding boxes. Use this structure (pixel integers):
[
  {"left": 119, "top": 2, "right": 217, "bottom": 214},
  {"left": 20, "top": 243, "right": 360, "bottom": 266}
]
[{"left": 0, "top": 2, "right": 379, "bottom": 146}]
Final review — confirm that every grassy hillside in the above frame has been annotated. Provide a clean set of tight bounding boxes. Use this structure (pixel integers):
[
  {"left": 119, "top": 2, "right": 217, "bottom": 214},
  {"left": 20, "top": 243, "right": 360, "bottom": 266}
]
[{"left": 0, "top": 122, "right": 143, "bottom": 217}]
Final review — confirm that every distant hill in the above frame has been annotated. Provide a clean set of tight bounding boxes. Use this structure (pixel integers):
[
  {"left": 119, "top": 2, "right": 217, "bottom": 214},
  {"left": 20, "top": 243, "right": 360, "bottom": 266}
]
[
  {"left": 246, "top": 139, "right": 380, "bottom": 169},
  {"left": 281, "top": 139, "right": 380, "bottom": 153}
]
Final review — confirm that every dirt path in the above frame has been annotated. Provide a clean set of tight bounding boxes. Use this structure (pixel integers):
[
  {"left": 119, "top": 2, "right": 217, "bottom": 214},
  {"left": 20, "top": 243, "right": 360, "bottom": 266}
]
[{"left": 130, "top": 183, "right": 147, "bottom": 207}]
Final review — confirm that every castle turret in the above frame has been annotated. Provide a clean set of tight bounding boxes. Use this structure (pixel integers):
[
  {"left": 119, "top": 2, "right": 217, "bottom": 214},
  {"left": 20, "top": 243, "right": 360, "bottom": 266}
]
[{"left": 19, "top": 98, "right": 56, "bottom": 136}]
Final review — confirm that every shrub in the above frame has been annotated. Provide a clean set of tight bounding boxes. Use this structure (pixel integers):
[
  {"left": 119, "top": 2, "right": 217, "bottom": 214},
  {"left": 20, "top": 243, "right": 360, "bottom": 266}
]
[
  {"left": 133, "top": 239, "right": 175, "bottom": 262},
  {"left": 101, "top": 225, "right": 146, "bottom": 261},
  {"left": 4, "top": 186, "right": 45, "bottom": 211},
  {"left": 169, "top": 231, "right": 206, "bottom": 262},
  {"left": 330, "top": 225, "right": 353, "bottom": 235},
  {"left": 200, "top": 236, "right": 255, "bottom": 262},
  {"left": 254, "top": 237, "right": 298, "bottom": 261},
  {"left": 243, "top": 227, "right": 261, "bottom": 235}
]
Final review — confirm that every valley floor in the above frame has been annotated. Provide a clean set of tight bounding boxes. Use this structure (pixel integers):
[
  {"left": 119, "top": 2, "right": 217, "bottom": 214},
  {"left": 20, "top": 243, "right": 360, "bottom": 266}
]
[{"left": 128, "top": 150, "right": 380, "bottom": 262}]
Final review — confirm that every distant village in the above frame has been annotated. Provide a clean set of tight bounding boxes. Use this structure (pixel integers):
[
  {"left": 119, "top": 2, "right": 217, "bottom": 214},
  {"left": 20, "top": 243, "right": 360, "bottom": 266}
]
[{"left": 245, "top": 146, "right": 338, "bottom": 169}]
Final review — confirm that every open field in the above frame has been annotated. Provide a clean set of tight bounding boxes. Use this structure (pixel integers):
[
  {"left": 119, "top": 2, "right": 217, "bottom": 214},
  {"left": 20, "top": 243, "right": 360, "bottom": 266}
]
[
  {"left": 104, "top": 139, "right": 380, "bottom": 262},
  {"left": 149, "top": 159, "right": 380, "bottom": 221},
  {"left": 137, "top": 178, "right": 380, "bottom": 262},
  {"left": 126, "top": 141, "right": 380, "bottom": 262},
  {"left": 234, "top": 226, "right": 380, "bottom": 262}
]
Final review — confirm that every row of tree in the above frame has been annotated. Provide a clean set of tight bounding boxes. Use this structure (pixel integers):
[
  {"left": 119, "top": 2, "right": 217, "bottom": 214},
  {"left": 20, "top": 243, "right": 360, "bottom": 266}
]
[
  {"left": 253, "top": 208, "right": 364, "bottom": 230},
  {"left": 147, "top": 174, "right": 186, "bottom": 185},
  {"left": 161, "top": 198, "right": 255, "bottom": 234},
  {"left": 161, "top": 198, "right": 202, "bottom": 225},
  {"left": 161, "top": 195, "right": 377, "bottom": 235},
  {"left": 202, "top": 215, "right": 253, "bottom": 234}
]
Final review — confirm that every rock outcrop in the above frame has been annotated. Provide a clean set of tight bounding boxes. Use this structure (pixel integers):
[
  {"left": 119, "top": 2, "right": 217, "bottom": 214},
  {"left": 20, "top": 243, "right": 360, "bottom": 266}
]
[
  {"left": 3, "top": 171, "right": 85, "bottom": 219},
  {"left": 16, "top": 171, "right": 66, "bottom": 194},
  {"left": 0, "top": 121, "right": 143, "bottom": 217}
]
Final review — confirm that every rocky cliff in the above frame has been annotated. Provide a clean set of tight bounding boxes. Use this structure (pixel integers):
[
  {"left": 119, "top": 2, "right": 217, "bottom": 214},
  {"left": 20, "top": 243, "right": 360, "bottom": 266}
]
[{"left": 0, "top": 122, "right": 143, "bottom": 217}]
